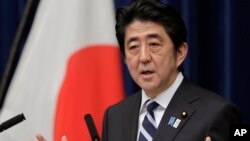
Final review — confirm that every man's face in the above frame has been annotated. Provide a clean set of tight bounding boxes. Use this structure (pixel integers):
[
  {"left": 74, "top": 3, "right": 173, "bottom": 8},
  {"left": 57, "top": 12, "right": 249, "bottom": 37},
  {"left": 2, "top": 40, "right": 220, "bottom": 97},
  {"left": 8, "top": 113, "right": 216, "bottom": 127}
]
[{"left": 124, "top": 20, "right": 186, "bottom": 97}]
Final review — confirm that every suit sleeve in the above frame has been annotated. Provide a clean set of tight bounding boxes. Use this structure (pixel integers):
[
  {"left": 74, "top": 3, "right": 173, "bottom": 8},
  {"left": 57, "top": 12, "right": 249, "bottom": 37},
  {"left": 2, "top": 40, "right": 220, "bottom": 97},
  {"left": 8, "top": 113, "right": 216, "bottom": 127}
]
[{"left": 206, "top": 102, "right": 242, "bottom": 141}]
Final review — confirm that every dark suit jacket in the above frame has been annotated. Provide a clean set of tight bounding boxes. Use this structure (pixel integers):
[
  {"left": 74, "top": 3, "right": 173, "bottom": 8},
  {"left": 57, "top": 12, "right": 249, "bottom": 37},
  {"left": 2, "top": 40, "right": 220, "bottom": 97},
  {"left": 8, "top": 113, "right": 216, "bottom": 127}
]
[{"left": 102, "top": 78, "right": 242, "bottom": 141}]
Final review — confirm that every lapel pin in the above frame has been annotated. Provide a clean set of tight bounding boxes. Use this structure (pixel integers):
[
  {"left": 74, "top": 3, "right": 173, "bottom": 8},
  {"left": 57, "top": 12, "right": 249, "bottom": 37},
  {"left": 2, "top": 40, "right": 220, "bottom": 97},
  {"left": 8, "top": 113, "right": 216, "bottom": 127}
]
[
  {"left": 181, "top": 111, "right": 188, "bottom": 118},
  {"left": 168, "top": 116, "right": 181, "bottom": 128},
  {"left": 168, "top": 116, "right": 176, "bottom": 126}
]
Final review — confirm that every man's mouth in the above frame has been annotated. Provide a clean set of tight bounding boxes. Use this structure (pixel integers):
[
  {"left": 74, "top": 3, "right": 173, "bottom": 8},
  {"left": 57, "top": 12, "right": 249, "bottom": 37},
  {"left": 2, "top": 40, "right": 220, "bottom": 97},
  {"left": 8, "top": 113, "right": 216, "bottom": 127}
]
[{"left": 141, "top": 70, "right": 154, "bottom": 75}]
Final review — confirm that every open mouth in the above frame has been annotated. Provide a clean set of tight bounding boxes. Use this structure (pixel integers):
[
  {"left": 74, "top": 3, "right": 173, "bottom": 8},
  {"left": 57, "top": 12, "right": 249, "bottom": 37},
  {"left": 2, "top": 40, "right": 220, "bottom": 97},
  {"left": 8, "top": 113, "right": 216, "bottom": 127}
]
[{"left": 141, "top": 70, "right": 154, "bottom": 75}]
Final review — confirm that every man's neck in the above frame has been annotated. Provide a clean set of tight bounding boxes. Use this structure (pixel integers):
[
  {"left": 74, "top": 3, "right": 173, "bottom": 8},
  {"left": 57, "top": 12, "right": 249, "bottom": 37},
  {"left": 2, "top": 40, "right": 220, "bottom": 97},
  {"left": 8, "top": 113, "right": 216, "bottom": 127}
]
[{"left": 145, "top": 71, "right": 182, "bottom": 98}]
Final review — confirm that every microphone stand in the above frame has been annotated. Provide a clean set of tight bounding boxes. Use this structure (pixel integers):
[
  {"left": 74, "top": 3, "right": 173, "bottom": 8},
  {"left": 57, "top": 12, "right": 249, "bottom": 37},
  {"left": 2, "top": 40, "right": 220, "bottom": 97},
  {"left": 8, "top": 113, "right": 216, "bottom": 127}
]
[{"left": 84, "top": 114, "right": 100, "bottom": 141}]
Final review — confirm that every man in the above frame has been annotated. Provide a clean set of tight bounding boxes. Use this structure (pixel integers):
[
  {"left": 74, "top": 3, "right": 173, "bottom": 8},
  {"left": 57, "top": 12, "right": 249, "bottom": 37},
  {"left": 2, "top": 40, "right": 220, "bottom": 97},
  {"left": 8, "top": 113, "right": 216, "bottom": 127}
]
[
  {"left": 101, "top": 0, "right": 241, "bottom": 141},
  {"left": 35, "top": 0, "right": 241, "bottom": 141}
]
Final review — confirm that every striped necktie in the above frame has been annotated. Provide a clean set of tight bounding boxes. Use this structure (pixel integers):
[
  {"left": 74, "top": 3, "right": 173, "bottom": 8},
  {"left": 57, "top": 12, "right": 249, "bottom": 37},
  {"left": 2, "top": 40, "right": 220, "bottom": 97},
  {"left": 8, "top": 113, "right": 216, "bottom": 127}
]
[{"left": 139, "top": 100, "right": 159, "bottom": 141}]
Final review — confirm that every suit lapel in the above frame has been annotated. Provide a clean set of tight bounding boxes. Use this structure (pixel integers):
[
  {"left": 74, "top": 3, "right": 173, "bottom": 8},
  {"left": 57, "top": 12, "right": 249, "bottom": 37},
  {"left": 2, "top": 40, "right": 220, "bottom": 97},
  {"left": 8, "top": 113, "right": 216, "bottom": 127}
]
[
  {"left": 122, "top": 92, "right": 141, "bottom": 141},
  {"left": 153, "top": 79, "right": 199, "bottom": 141}
]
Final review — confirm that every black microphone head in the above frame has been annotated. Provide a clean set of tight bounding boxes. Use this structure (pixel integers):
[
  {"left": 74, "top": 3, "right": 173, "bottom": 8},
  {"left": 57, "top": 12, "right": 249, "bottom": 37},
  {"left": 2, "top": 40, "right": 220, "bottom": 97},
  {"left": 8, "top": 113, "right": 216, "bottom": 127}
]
[{"left": 0, "top": 113, "right": 26, "bottom": 132}]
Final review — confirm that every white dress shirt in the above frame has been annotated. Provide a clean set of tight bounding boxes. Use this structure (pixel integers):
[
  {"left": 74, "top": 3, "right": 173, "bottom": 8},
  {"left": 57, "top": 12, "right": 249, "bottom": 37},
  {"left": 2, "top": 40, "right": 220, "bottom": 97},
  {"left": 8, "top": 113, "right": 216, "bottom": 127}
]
[{"left": 136, "top": 72, "right": 184, "bottom": 140}]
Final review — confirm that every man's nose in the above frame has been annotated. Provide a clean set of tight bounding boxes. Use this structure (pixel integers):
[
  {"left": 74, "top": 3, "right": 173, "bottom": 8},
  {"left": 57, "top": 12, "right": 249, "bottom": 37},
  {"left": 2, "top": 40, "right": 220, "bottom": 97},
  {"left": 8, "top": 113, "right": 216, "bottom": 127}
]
[{"left": 139, "top": 45, "right": 151, "bottom": 63}]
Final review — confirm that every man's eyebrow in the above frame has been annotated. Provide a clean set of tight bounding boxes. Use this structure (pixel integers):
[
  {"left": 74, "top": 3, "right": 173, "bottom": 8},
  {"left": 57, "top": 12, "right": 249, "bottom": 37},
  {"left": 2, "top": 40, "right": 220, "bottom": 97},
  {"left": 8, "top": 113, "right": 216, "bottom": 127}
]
[
  {"left": 126, "top": 33, "right": 163, "bottom": 45},
  {"left": 146, "top": 33, "right": 163, "bottom": 41}
]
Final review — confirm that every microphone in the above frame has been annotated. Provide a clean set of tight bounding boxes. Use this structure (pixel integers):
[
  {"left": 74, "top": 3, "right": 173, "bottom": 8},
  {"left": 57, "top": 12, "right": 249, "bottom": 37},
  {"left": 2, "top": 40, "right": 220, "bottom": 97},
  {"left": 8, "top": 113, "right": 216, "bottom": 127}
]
[
  {"left": 84, "top": 114, "right": 100, "bottom": 141},
  {"left": 0, "top": 113, "right": 26, "bottom": 132}
]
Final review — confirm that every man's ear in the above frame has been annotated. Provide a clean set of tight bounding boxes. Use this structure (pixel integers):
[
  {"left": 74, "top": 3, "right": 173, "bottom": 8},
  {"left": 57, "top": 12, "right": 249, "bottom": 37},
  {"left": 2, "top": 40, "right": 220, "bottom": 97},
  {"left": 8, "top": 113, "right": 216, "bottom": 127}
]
[{"left": 176, "top": 42, "right": 188, "bottom": 67}]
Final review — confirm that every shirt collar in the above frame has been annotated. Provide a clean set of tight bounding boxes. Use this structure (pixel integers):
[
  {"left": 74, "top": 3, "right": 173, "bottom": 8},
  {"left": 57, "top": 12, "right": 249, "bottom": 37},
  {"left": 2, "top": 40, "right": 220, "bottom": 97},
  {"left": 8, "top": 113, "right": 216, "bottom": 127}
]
[{"left": 139, "top": 72, "right": 184, "bottom": 113}]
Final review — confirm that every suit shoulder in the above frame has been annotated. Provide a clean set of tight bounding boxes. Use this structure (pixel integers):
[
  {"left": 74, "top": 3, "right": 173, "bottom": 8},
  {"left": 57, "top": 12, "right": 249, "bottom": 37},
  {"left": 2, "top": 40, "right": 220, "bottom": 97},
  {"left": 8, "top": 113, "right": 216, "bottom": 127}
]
[
  {"left": 184, "top": 80, "right": 230, "bottom": 104},
  {"left": 184, "top": 81, "right": 241, "bottom": 117},
  {"left": 106, "top": 91, "right": 141, "bottom": 112}
]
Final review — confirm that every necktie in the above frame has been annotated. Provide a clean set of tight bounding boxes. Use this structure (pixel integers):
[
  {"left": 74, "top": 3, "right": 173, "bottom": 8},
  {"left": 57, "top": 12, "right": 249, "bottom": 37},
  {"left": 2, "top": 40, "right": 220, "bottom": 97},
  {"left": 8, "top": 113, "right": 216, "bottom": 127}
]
[{"left": 138, "top": 100, "right": 159, "bottom": 141}]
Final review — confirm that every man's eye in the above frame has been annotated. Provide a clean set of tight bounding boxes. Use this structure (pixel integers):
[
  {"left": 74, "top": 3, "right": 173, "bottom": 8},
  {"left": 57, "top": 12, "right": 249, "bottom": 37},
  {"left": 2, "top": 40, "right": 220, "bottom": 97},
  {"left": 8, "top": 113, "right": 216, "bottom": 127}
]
[
  {"left": 149, "top": 43, "right": 160, "bottom": 47},
  {"left": 129, "top": 45, "right": 138, "bottom": 50}
]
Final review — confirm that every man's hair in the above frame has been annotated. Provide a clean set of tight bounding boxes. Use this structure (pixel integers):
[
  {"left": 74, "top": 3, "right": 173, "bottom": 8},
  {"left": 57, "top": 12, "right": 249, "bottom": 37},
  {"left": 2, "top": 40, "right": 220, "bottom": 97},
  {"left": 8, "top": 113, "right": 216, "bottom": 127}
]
[{"left": 115, "top": 0, "right": 187, "bottom": 57}]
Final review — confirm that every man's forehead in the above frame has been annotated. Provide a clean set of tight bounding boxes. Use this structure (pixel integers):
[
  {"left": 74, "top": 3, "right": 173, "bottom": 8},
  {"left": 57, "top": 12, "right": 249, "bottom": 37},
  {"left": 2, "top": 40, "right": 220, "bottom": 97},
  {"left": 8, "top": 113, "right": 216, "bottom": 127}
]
[
  {"left": 125, "top": 20, "right": 166, "bottom": 36},
  {"left": 126, "top": 20, "right": 164, "bottom": 31}
]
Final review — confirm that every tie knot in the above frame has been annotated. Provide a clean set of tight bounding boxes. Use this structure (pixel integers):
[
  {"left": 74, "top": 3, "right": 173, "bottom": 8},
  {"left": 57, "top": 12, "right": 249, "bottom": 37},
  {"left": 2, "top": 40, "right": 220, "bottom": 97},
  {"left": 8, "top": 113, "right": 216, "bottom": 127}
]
[{"left": 146, "top": 100, "right": 159, "bottom": 113}]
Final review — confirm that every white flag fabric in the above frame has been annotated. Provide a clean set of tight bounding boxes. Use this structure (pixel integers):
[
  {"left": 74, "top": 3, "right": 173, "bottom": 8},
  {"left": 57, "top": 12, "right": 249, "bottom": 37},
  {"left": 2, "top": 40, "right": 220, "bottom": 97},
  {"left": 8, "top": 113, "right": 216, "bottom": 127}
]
[{"left": 0, "top": 0, "right": 124, "bottom": 140}]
